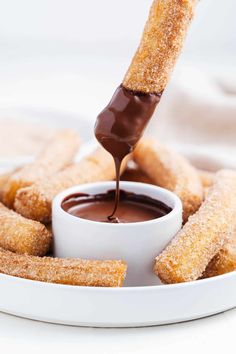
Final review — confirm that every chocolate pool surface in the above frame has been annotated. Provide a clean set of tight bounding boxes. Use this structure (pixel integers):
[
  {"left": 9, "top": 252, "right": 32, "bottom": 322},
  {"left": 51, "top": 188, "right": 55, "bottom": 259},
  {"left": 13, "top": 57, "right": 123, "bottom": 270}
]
[{"left": 62, "top": 189, "right": 172, "bottom": 223}]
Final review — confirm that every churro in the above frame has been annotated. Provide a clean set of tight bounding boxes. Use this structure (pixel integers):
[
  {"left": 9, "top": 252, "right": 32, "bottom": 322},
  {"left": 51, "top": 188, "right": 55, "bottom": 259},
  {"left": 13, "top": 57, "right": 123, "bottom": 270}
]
[
  {"left": 14, "top": 147, "right": 128, "bottom": 223},
  {"left": 133, "top": 139, "right": 203, "bottom": 222},
  {"left": 2, "top": 129, "right": 80, "bottom": 208},
  {"left": 0, "top": 247, "right": 127, "bottom": 287},
  {"left": 123, "top": 0, "right": 197, "bottom": 93},
  {"left": 203, "top": 228, "right": 236, "bottom": 278},
  {"left": 0, "top": 202, "right": 52, "bottom": 256},
  {"left": 154, "top": 170, "right": 236, "bottom": 283}
]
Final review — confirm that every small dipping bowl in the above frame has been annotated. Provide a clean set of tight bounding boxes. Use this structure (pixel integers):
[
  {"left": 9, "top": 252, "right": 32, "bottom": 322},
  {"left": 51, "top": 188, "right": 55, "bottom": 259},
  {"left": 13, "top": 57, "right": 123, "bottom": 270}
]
[{"left": 52, "top": 181, "right": 182, "bottom": 286}]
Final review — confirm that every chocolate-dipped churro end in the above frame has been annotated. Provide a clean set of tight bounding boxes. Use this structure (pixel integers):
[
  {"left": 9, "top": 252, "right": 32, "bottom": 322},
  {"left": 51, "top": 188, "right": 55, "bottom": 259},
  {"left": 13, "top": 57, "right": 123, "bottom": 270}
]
[
  {"left": 95, "top": 85, "right": 161, "bottom": 161},
  {"left": 123, "top": 0, "right": 197, "bottom": 94}
]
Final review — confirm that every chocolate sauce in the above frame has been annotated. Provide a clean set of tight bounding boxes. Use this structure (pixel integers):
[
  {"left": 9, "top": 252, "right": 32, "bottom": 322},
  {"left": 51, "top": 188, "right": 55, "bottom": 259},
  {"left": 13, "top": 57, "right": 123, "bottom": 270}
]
[
  {"left": 94, "top": 85, "right": 162, "bottom": 220},
  {"left": 62, "top": 190, "right": 172, "bottom": 223}
]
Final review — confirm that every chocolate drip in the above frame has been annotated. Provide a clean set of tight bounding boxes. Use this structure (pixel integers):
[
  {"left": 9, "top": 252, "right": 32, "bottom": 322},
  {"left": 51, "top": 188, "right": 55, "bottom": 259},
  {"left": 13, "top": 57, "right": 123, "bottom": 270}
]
[{"left": 94, "top": 85, "right": 162, "bottom": 221}]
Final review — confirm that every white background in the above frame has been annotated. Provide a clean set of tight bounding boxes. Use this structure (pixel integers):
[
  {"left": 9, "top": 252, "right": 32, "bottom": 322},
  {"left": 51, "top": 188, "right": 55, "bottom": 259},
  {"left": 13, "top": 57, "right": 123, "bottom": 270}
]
[{"left": 0, "top": 1, "right": 236, "bottom": 353}]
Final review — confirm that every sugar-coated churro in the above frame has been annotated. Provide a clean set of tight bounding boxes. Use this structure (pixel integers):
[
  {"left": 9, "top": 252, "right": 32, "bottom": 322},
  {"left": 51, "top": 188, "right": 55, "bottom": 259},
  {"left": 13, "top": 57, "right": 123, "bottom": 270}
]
[
  {"left": 14, "top": 147, "right": 128, "bottom": 223},
  {"left": 203, "top": 228, "right": 236, "bottom": 278},
  {"left": 123, "top": 0, "right": 197, "bottom": 93},
  {"left": 0, "top": 202, "right": 52, "bottom": 256},
  {"left": 133, "top": 139, "right": 203, "bottom": 222},
  {"left": 154, "top": 170, "right": 236, "bottom": 283},
  {"left": 2, "top": 130, "right": 80, "bottom": 208},
  {"left": 0, "top": 247, "right": 127, "bottom": 287}
]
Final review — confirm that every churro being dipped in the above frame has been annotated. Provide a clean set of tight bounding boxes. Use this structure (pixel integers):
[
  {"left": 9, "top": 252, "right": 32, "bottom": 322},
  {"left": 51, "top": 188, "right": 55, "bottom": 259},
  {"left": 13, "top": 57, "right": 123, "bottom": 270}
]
[
  {"left": 134, "top": 139, "right": 203, "bottom": 222},
  {"left": 94, "top": 0, "right": 197, "bottom": 221},
  {"left": 2, "top": 129, "right": 80, "bottom": 208},
  {"left": 0, "top": 247, "right": 127, "bottom": 287},
  {"left": 203, "top": 227, "right": 236, "bottom": 278},
  {"left": 0, "top": 202, "right": 52, "bottom": 256},
  {"left": 14, "top": 147, "right": 128, "bottom": 223},
  {"left": 154, "top": 170, "right": 236, "bottom": 283}
]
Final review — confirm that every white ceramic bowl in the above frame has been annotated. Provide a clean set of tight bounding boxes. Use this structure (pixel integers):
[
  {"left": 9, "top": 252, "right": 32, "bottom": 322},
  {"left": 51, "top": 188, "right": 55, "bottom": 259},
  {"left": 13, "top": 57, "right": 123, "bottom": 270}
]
[{"left": 52, "top": 181, "right": 182, "bottom": 286}]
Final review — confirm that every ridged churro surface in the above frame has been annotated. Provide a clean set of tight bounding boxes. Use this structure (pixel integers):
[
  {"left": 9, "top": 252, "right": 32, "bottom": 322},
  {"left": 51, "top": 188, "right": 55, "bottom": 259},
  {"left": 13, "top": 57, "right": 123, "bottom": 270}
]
[
  {"left": 2, "top": 129, "right": 80, "bottom": 208},
  {"left": 123, "top": 0, "right": 197, "bottom": 93},
  {"left": 134, "top": 138, "right": 203, "bottom": 222},
  {"left": 203, "top": 228, "right": 236, "bottom": 278},
  {"left": 0, "top": 202, "right": 52, "bottom": 256},
  {"left": 0, "top": 247, "right": 127, "bottom": 287},
  {"left": 154, "top": 170, "right": 236, "bottom": 283},
  {"left": 14, "top": 147, "right": 128, "bottom": 223}
]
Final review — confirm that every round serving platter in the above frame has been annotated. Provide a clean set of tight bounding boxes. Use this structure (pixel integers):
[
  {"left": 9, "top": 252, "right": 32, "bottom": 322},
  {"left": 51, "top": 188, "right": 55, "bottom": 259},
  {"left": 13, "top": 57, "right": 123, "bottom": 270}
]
[
  {"left": 0, "top": 108, "right": 235, "bottom": 327},
  {"left": 0, "top": 271, "right": 236, "bottom": 327}
]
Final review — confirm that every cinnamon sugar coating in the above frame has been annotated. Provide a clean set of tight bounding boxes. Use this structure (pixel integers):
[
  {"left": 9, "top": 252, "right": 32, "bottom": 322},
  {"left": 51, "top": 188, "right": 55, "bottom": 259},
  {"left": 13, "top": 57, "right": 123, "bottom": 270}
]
[
  {"left": 14, "top": 147, "right": 129, "bottom": 223},
  {"left": 123, "top": 0, "right": 197, "bottom": 93},
  {"left": 0, "top": 202, "right": 52, "bottom": 256},
  {"left": 154, "top": 170, "right": 236, "bottom": 283},
  {"left": 203, "top": 227, "right": 236, "bottom": 278},
  {"left": 0, "top": 247, "right": 127, "bottom": 287},
  {"left": 133, "top": 138, "right": 203, "bottom": 222},
  {"left": 2, "top": 129, "right": 80, "bottom": 208}
]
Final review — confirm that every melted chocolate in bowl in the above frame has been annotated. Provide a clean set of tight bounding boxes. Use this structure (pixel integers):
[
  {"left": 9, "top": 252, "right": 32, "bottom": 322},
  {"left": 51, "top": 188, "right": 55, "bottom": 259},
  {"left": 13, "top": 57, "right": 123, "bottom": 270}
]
[
  {"left": 62, "top": 190, "right": 172, "bottom": 224},
  {"left": 94, "top": 85, "right": 162, "bottom": 220}
]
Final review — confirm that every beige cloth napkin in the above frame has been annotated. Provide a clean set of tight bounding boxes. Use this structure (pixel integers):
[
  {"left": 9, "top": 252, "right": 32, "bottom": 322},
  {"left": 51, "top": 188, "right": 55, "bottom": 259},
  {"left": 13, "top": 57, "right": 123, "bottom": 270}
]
[{"left": 147, "top": 66, "right": 236, "bottom": 168}]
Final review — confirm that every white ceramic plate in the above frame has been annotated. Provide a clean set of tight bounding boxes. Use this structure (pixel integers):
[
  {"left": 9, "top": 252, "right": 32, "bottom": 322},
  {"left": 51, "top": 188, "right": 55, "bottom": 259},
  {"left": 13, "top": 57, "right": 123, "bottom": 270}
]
[
  {"left": 0, "top": 271, "right": 236, "bottom": 327},
  {"left": 0, "top": 107, "right": 235, "bottom": 327}
]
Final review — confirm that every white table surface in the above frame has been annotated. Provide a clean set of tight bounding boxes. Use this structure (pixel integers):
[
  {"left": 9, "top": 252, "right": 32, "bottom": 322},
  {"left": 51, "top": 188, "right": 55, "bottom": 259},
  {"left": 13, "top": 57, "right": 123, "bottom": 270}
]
[
  {"left": 0, "top": 308, "right": 235, "bottom": 354},
  {"left": 0, "top": 42, "right": 235, "bottom": 353}
]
